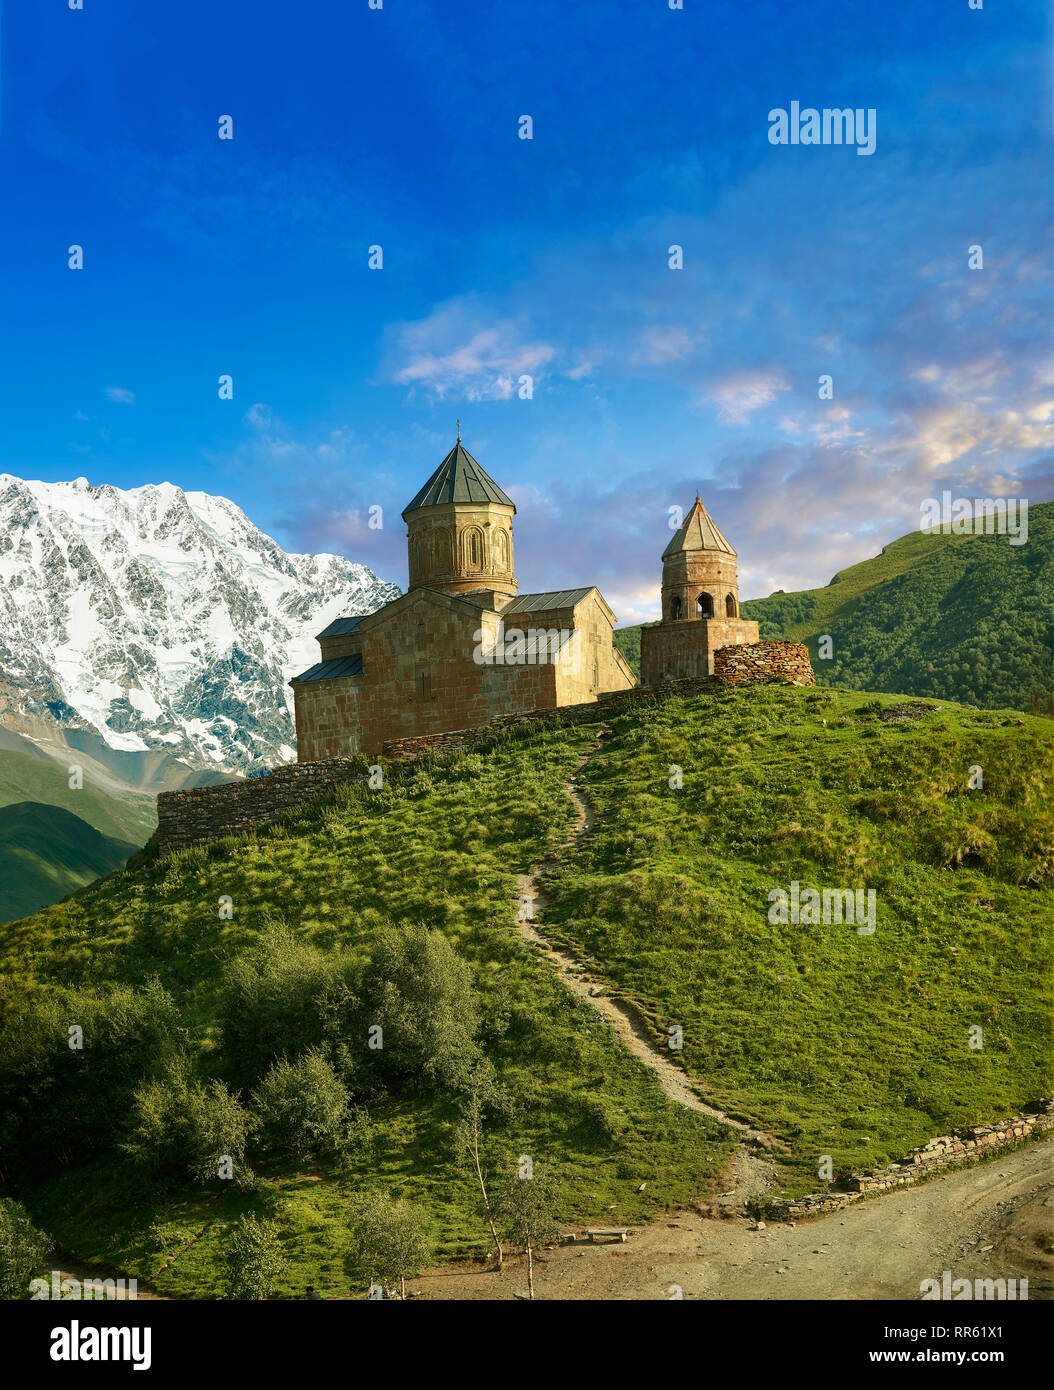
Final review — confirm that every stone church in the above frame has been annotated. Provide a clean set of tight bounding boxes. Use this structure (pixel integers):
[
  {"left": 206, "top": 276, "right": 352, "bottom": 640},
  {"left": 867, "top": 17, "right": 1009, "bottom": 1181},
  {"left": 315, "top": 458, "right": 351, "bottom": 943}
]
[
  {"left": 290, "top": 439, "right": 763, "bottom": 761},
  {"left": 290, "top": 437, "right": 636, "bottom": 759}
]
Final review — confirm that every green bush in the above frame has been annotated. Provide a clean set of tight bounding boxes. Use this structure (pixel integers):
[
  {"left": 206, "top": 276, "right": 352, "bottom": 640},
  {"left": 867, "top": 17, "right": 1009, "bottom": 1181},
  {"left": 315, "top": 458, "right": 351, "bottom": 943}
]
[
  {"left": 123, "top": 1058, "right": 251, "bottom": 1184},
  {"left": 221, "top": 1214, "right": 285, "bottom": 1300},
  {"left": 0, "top": 1199, "right": 51, "bottom": 1300},
  {"left": 359, "top": 924, "right": 479, "bottom": 1090},
  {"left": 0, "top": 978, "right": 180, "bottom": 1175},
  {"left": 217, "top": 923, "right": 359, "bottom": 1088},
  {"left": 252, "top": 1050, "right": 350, "bottom": 1161}
]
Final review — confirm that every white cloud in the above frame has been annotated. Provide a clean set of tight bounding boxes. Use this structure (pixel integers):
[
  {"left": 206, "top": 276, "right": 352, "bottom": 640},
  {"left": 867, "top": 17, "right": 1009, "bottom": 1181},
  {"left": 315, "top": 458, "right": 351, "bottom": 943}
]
[
  {"left": 385, "top": 300, "right": 558, "bottom": 400},
  {"left": 104, "top": 386, "right": 134, "bottom": 404},
  {"left": 704, "top": 370, "right": 790, "bottom": 424}
]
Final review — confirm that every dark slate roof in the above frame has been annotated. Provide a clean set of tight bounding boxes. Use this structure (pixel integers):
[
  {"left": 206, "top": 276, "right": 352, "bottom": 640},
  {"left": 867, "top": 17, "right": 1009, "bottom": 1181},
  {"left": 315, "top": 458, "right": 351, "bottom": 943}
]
[
  {"left": 662, "top": 497, "right": 736, "bottom": 559},
  {"left": 290, "top": 653, "right": 364, "bottom": 684},
  {"left": 316, "top": 614, "right": 367, "bottom": 640},
  {"left": 402, "top": 442, "right": 515, "bottom": 516},
  {"left": 503, "top": 587, "right": 594, "bottom": 612}
]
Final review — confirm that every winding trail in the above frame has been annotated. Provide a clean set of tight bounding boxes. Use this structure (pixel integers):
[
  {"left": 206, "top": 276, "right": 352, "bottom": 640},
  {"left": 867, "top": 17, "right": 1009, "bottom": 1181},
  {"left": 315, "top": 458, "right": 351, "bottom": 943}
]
[{"left": 513, "top": 727, "right": 778, "bottom": 1202}]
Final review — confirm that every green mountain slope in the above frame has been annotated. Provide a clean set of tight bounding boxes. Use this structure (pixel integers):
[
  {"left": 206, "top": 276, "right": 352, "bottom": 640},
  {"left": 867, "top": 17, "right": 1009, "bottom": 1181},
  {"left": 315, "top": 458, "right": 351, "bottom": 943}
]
[
  {"left": 0, "top": 803, "right": 140, "bottom": 924},
  {"left": 0, "top": 685, "right": 1049, "bottom": 1298},
  {"left": 613, "top": 501, "right": 1054, "bottom": 710}
]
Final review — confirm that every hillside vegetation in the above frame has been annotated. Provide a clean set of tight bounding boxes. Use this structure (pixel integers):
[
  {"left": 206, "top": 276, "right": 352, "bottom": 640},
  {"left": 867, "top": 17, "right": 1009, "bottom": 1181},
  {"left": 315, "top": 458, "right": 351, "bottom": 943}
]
[
  {"left": 0, "top": 685, "right": 1050, "bottom": 1297},
  {"left": 0, "top": 803, "right": 139, "bottom": 925},
  {"left": 614, "top": 501, "right": 1054, "bottom": 712}
]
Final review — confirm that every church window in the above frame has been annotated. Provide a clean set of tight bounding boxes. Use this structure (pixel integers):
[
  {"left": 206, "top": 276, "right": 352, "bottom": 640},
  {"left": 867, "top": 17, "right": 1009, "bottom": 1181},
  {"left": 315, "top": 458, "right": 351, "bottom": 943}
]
[
  {"left": 725, "top": 593, "right": 737, "bottom": 618},
  {"left": 417, "top": 671, "right": 432, "bottom": 701},
  {"left": 496, "top": 530, "right": 508, "bottom": 568},
  {"left": 698, "top": 592, "right": 714, "bottom": 619},
  {"left": 670, "top": 595, "right": 683, "bottom": 620}
]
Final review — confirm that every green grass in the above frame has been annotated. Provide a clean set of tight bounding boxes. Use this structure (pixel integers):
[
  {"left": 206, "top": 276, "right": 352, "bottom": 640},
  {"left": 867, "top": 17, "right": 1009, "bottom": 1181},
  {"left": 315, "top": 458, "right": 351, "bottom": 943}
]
[
  {"left": 0, "top": 803, "right": 140, "bottom": 926},
  {"left": 1, "top": 722, "right": 733, "bottom": 1298},
  {"left": 540, "top": 686, "right": 1053, "bottom": 1188},
  {"left": 2, "top": 687, "right": 1051, "bottom": 1295}
]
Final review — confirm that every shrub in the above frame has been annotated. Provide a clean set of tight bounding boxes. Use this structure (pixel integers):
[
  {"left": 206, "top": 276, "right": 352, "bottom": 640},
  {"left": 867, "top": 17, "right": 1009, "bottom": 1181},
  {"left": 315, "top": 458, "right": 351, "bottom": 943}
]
[
  {"left": 217, "top": 924, "right": 359, "bottom": 1088},
  {"left": 252, "top": 1050, "right": 350, "bottom": 1161},
  {"left": 0, "top": 978, "right": 180, "bottom": 1175},
  {"left": 123, "top": 1058, "right": 250, "bottom": 1184},
  {"left": 0, "top": 1200, "right": 51, "bottom": 1300},
  {"left": 221, "top": 1215, "right": 285, "bottom": 1300},
  {"left": 359, "top": 924, "right": 479, "bottom": 1090},
  {"left": 346, "top": 1193, "right": 434, "bottom": 1299}
]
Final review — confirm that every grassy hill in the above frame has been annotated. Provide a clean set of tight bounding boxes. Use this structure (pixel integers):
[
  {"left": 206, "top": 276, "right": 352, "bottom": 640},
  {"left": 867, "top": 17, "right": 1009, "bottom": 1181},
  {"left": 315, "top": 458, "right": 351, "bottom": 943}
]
[
  {"left": 614, "top": 501, "right": 1054, "bottom": 711},
  {"left": 0, "top": 683, "right": 1049, "bottom": 1297},
  {"left": 0, "top": 803, "right": 141, "bottom": 926}
]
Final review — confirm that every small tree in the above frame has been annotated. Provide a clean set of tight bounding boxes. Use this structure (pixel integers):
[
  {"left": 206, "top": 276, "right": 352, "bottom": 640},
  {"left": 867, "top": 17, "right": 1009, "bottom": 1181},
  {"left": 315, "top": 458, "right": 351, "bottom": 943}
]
[
  {"left": 252, "top": 1049, "right": 350, "bottom": 1161},
  {"left": 453, "top": 1059, "right": 506, "bottom": 1267},
  {"left": 360, "top": 925, "right": 479, "bottom": 1089},
  {"left": 0, "top": 1199, "right": 50, "bottom": 1300},
  {"left": 493, "top": 1163, "right": 561, "bottom": 1301},
  {"left": 221, "top": 1214, "right": 285, "bottom": 1300},
  {"left": 348, "top": 1193, "right": 434, "bottom": 1300},
  {"left": 123, "top": 1058, "right": 250, "bottom": 1184}
]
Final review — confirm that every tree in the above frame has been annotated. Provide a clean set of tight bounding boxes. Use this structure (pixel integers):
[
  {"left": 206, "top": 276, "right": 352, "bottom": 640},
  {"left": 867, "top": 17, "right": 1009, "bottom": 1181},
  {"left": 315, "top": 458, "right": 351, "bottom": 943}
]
[
  {"left": 360, "top": 925, "right": 479, "bottom": 1089},
  {"left": 453, "top": 1058, "right": 506, "bottom": 1267},
  {"left": 123, "top": 1057, "right": 250, "bottom": 1184},
  {"left": 348, "top": 1193, "right": 434, "bottom": 1300},
  {"left": 493, "top": 1163, "right": 561, "bottom": 1301},
  {"left": 252, "top": 1049, "right": 349, "bottom": 1161},
  {"left": 0, "top": 1200, "right": 50, "bottom": 1300},
  {"left": 221, "top": 1215, "right": 285, "bottom": 1300}
]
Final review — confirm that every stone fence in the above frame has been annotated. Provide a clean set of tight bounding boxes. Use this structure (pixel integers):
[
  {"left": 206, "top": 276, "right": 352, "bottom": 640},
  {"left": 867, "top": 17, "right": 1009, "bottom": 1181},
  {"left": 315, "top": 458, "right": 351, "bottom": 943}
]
[
  {"left": 754, "top": 1099, "right": 1054, "bottom": 1220},
  {"left": 153, "top": 760, "right": 365, "bottom": 853},
  {"left": 151, "top": 641, "right": 814, "bottom": 852},
  {"left": 713, "top": 639, "right": 816, "bottom": 685}
]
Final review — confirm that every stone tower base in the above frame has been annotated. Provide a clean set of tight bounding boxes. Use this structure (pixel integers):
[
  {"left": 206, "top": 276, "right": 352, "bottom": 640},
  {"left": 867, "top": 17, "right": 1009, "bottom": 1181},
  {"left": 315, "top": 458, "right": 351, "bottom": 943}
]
[{"left": 640, "top": 616, "right": 760, "bottom": 685}]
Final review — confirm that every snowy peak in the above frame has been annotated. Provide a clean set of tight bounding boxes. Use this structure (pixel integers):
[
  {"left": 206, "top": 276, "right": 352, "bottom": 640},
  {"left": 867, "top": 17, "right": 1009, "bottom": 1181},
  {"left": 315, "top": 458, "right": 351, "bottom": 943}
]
[{"left": 0, "top": 474, "right": 400, "bottom": 772}]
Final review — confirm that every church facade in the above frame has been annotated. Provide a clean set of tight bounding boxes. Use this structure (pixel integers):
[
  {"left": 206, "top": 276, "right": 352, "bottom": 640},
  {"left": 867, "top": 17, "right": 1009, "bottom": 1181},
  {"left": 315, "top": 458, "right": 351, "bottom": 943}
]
[{"left": 290, "top": 438, "right": 636, "bottom": 760}]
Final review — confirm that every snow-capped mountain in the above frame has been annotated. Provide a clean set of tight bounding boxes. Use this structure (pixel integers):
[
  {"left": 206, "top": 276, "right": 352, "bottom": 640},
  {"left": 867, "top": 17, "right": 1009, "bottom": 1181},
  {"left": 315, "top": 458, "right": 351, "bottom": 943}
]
[{"left": 0, "top": 475, "right": 400, "bottom": 772}]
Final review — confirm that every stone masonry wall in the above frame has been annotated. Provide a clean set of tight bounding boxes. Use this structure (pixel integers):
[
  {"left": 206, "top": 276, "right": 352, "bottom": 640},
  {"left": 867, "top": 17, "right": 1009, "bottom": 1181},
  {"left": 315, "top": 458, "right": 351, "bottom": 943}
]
[
  {"left": 712, "top": 639, "right": 815, "bottom": 686},
  {"left": 756, "top": 1099, "right": 1054, "bottom": 1221},
  {"left": 154, "top": 760, "right": 365, "bottom": 853}
]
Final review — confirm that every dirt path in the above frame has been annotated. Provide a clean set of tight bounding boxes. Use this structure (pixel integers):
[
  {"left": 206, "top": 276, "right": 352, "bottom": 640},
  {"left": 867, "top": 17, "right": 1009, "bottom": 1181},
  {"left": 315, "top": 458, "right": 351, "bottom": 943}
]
[
  {"left": 407, "top": 1134, "right": 1054, "bottom": 1300},
  {"left": 513, "top": 729, "right": 778, "bottom": 1204}
]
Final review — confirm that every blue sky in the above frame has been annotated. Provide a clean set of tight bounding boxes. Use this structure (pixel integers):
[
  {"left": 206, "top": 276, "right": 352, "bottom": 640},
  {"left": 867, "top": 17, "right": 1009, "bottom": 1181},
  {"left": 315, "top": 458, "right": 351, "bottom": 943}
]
[{"left": 2, "top": 0, "right": 1051, "bottom": 623}]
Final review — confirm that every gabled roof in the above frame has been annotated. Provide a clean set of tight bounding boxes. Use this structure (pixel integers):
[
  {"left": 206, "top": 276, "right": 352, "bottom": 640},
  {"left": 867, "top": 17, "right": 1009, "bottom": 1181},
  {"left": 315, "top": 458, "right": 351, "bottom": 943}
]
[
  {"left": 502, "top": 587, "right": 595, "bottom": 612},
  {"left": 289, "top": 653, "right": 364, "bottom": 684},
  {"left": 402, "top": 441, "right": 515, "bottom": 516},
  {"left": 662, "top": 496, "right": 736, "bottom": 559}
]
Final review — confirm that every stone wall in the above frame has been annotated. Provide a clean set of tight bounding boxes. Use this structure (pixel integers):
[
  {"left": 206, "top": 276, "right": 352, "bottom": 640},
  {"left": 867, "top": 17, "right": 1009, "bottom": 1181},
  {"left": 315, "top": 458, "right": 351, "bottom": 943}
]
[
  {"left": 712, "top": 639, "right": 815, "bottom": 686},
  {"left": 154, "top": 760, "right": 366, "bottom": 853},
  {"left": 755, "top": 1099, "right": 1054, "bottom": 1220}
]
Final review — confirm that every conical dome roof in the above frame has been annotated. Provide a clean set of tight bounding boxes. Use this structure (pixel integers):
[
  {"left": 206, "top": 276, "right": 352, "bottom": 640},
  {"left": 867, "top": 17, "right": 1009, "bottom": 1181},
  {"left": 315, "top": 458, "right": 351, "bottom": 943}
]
[
  {"left": 402, "top": 441, "right": 514, "bottom": 517},
  {"left": 662, "top": 496, "right": 736, "bottom": 559}
]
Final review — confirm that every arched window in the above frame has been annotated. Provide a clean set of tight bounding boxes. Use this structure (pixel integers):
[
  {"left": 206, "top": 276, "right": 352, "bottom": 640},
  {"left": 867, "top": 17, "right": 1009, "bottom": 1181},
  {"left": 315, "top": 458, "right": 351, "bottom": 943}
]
[
  {"left": 698, "top": 592, "right": 714, "bottom": 619},
  {"left": 670, "top": 595, "right": 683, "bottom": 620},
  {"left": 465, "top": 528, "right": 483, "bottom": 568},
  {"left": 591, "top": 659, "right": 599, "bottom": 690},
  {"left": 496, "top": 530, "right": 508, "bottom": 568},
  {"left": 725, "top": 593, "right": 737, "bottom": 618}
]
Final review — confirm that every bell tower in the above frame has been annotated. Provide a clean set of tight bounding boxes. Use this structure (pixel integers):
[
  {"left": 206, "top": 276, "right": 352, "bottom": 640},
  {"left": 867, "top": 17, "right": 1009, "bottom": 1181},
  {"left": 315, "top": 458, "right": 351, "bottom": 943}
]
[
  {"left": 641, "top": 495, "right": 759, "bottom": 684},
  {"left": 401, "top": 428, "right": 517, "bottom": 601}
]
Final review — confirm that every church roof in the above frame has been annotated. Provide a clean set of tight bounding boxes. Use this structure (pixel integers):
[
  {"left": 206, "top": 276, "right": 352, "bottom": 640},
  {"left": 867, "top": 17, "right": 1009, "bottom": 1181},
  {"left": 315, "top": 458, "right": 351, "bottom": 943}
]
[
  {"left": 316, "top": 614, "right": 367, "bottom": 640},
  {"left": 289, "top": 653, "right": 364, "bottom": 684},
  {"left": 662, "top": 496, "right": 736, "bottom": 559},
  {"left": 503, "top": 587, "right": 595, "bottom": 612},
  {"left": 402, "top": 441, "right": 515, "bottom": 517}
]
